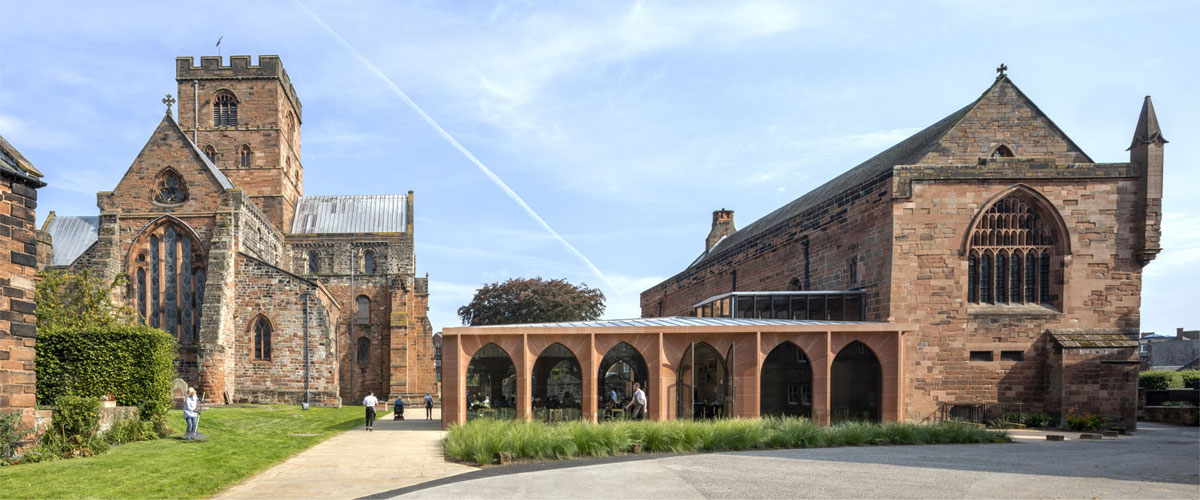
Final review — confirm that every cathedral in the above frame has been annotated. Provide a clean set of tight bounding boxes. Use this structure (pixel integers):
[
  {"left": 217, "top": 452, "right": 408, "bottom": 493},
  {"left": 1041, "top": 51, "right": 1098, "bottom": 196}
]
[{"left": 42, "top": 55, "right": 437, "bottom": 406}]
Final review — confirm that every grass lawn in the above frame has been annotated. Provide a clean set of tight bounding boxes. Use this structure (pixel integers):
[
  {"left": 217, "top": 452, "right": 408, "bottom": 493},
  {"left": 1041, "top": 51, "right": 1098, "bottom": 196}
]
[{"left": 0, "top": 405, "right": 363, "bottom": 499}]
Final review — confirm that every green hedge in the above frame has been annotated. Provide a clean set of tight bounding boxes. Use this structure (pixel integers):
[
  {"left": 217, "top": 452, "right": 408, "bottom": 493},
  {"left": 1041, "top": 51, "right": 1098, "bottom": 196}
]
[
  {"left": 1180, "top": 370, "right": 1200, "bottom": 389},
  {"left": 1139, "top": 370, "right": 1179, "bottom": 390},
  {"left": 36, "top": 325, "right": 177, "bottom": 418}
]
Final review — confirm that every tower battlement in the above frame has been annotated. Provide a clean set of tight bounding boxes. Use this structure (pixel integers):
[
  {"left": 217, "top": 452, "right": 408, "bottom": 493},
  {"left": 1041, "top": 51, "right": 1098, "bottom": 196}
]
[{"left": 176, "top": 55, "right": 302, "bottom": 120}]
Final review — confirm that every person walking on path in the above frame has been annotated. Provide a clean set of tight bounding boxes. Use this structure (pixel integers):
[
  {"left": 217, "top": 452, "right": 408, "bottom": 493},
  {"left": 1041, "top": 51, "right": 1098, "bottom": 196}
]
[
  {"left": 363, "top": 392, "right": 379, "bottom": 431},
  {"left": 424, "top": 393, "right": 434, "bottom": 420},
  {"left": 184, "top": 387, "right": 200, "bottom": 440},
  {"left": 624, "top": 382, "right": 647, "bottom": 420}
]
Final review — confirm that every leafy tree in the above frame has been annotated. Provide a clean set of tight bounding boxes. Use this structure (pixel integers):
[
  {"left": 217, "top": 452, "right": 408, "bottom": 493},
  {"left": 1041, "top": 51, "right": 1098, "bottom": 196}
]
[
  {"left": 458, "top": 277, "right": 605, "bottom": 326},
  {"left": 35, "top": 269, "right": 136, "bottom": 332}
]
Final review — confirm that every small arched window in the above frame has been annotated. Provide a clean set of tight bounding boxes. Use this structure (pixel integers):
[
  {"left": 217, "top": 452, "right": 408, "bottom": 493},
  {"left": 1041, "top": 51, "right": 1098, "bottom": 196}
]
[
  {"left": 253, "top": 317, "right": 272, "bottom": 361},
  {"left": 991, "top": 145, "right": 1014, "bottom": 158},
  {"left": 363, "top": 250, "right": 376, "bottom": 274},
  {"left": 154, "top": 169, "right": 188, "bottom": 204},
  {"left": 287, "top": 111, "right": 297, "bottom": 142},
  {"left": 203, "top": 145, "right": 217, "bottom": 162},
  {"left": 966, "top": 190, "right": 1063, "bottom": 306},
  {"left": 214, "top": 91, "right": 238, "bottom": 127},
  {"left": 307, "top": 250, "right": 320, "bottom": 274},
  {"left": 238, "top": 144, "right": 253, "bottom": 168},
  {"left": 357, "top": 337, "right": 370, "bottom": 367},
  {"left": 355, "top": 296, "right": 370, "bottom": 323}
]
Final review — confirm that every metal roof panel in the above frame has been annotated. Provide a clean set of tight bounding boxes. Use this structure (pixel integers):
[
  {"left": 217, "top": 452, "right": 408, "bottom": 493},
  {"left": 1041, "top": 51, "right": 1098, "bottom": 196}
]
[{"left": 291, "top": 194, "right": 408, "bottom": 234}]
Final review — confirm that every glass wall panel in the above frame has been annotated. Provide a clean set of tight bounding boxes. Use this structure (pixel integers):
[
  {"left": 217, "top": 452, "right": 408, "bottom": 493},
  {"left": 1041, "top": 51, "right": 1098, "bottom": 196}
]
[
  {"left": 773, "top": 295, "right": 790, "bottom": 319},
  {"left": 810, "top": 296, "right": 826, "bottom": 320},
  {"left": 754, "top": 296, "right": 771, "bottom": 319},
  {"left": 790, "top": 296, "right": 807, "bottom": 320},
  {"left": 827, "top": 296, "right": 844, "bottom": 321},
  {"left": 844, "top": 295, "right": 862, "bottom": 321},
  {"left": 736, "top": 296, "right": 754, "bottom": 319}
]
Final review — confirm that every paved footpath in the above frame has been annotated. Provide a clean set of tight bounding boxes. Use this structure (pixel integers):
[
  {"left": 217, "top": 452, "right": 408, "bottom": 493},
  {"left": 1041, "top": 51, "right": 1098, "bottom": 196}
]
[
  {"left": 399, "top": 422, "right": 1199, "bottom": 499},
  {"left": 216, "top": 408, "right": 475, "bottom": 500}
]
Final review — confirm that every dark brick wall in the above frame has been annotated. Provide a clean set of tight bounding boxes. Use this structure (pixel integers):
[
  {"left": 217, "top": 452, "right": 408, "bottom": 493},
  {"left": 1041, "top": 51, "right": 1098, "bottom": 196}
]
[{"left": 0, "top": 173, "right": 44, "bottom": 429}]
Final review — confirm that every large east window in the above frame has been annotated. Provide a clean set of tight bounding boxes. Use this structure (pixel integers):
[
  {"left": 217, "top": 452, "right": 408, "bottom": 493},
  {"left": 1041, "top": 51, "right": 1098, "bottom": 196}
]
[{"left": 966, "top": 190, "right": 1064, "bottom": 306}]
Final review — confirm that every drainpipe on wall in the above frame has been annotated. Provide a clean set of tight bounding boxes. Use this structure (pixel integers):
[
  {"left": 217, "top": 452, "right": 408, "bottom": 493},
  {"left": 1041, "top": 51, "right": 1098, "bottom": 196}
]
[{"left": 303, "top": 289, "right": 311, "bottom": 409}]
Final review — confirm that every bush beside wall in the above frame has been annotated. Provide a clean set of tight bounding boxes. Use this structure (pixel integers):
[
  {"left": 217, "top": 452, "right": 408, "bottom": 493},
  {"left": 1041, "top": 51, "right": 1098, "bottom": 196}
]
[{"left": 36, "top": 325, "right": 177, "bottom": 419}]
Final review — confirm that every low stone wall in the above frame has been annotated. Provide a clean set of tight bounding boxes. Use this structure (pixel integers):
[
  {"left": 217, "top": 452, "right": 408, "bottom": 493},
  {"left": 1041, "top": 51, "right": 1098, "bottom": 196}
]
[
  {"left": 98, "top": 405, "right": 139, "bottom": 432},
  {"left": 1142, "top": 406, "right": 1199, "bottom": 426}
]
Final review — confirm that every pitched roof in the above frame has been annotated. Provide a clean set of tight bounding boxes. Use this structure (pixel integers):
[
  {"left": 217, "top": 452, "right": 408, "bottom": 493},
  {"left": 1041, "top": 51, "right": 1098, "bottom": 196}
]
[
  {"left": 291, "top": 194, "right": 408, "bottom": 234},
  {"left": 0, "top": 134, "right": 44, "bottom": 183},
  {"left": 1049, "top": 329, "right": 1139, "bottom": 348},
  {"left": 43, "top": 215, "right": 99, "bottom": 266},
  {"left": 164, "top": 115, "right": 234, "bottom": 190},
  {"left": 689, "top": 76, "right": 1089, "bottom": 268}
]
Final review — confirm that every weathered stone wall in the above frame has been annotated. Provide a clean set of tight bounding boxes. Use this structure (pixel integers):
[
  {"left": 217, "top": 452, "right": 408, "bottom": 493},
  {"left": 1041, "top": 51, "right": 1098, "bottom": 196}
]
[
  {"left": 176, "top": 56, "right": 303, "bottom": 232},
  {"left": 641, "top": 171, "right": 894, "bottom": 321},
  {"left": 892, "top": 175, "right": 1143, "bottom": 421},
  {"left": 231, "top": 253, "right": 341, "bottom": 406},
  {"left": 0, "top": 174, "right": 43, "bottom": 429},
  {"left": 1048, "top": 346, "right": 1139, "bottom": 428}
]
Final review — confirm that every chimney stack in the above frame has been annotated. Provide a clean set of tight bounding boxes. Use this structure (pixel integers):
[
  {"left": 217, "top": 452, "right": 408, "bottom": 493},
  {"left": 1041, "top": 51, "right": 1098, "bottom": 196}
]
[{"left": 706, "top": 209, "right": 735, "bottom": 252}]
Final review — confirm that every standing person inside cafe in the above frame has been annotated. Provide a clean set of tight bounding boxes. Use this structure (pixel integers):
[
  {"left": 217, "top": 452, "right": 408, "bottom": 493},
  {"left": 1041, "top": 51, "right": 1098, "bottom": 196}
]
[
  {"left": 624, "top": 382, "right": 647, "bottom": 420},
  {"left": 423, "top": 392, "right": 434, "bottom": 420},
  {"left": 363, "top": 391, "right": 379, "bottom": 431}
]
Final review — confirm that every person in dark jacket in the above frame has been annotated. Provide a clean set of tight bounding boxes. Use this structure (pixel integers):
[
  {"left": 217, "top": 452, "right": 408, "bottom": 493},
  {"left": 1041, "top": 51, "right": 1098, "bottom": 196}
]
[{"left": 393, "top": 396, "right": 405, "bottom": 420}]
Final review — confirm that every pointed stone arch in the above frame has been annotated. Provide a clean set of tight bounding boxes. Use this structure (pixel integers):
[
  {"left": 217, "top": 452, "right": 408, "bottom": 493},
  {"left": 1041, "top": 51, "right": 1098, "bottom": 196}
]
[
  {"left": 961, "top": 184, "right": 1071, "bottom": 256},
  {"left": 126, "top": 216, "right": 207, "bottom": 342},
  {"left": 760, "top": 340, "right": 813, "bottom": 418},
  {"left": 963, "top": 185, "right": 1069, "bottom": 306}
]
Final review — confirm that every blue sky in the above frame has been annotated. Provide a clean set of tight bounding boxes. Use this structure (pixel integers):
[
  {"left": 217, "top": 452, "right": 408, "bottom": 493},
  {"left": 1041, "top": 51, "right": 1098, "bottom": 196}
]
[{"left": 1, "top": 0, "right": 1197, "bottom": 335}]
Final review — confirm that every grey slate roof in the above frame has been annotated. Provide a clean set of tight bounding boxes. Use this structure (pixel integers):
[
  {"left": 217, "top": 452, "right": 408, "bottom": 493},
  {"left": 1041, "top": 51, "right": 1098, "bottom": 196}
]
[
  {"left": 44, "top": 215, "right": 99, "bottom": 266},
  {"left": 689, "top": 76, "right": 1091, "bottom": 268},
  {"left": 690, "top": 100, "right": 975, "bottom": 267},
  {"left": 291, "top": 194, "right": 408, "bottom": 234},
  {"left": 469, "top": 316, "right": 885, "bottom": 329}
]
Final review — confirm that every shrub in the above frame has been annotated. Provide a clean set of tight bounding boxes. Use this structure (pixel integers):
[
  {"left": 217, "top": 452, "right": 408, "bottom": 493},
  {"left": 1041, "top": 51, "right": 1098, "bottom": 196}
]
[
  {"left": 105, "top": 417, "right": 156, "bottom": 445},
  {"left": 1161, "top": 401, "right": 1194, "bottom": 407},
  {"left": 53, "top": 396, "right": 101, "bottom": 445},
  {"left": 1139, "top": 370, "right": 1180, "bottom": 390},
  {"left": 0, "top": 410, "right": 33, "bottom": 465},
  {"left": 1179, "top": 370, "right": 1200, "bottom": 390},
  {"left": 443, "top": 417, "right": 1007, "bottom": 465},
  {"left": 36, "top": 325, "right": 177, "bottom": 419},
  {"left": 1023, "top": 412, "right": 1052, "bottom": 428},
  {"left": 1064, "top": 406, "right": 1105, "bottom": 432}
]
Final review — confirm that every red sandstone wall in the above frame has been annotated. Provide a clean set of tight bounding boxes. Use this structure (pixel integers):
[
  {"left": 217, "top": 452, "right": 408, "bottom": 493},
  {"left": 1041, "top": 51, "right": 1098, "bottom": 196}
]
[
  {"left": 892, "top": 178, "right": 1143, "bottom": 420},
  {"left": 641, "top": 172, "right": 894, "bottom": 321}
]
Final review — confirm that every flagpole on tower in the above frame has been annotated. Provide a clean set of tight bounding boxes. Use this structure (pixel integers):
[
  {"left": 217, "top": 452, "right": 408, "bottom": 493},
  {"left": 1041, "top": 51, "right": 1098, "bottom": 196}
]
[{"left": 216, "top": 36, "right": 223, "bottom": 58}]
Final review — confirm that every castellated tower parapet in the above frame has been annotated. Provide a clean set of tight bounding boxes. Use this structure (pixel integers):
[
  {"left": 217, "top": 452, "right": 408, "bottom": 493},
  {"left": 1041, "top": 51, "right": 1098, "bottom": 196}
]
[{"left": 175, "top": 55, "right": 304, "bottom": 232}]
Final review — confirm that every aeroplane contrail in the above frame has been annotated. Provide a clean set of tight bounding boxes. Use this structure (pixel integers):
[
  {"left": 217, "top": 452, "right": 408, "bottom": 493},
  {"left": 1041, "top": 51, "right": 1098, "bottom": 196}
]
[{"left": 294, "top": 0, "right": 615, "bottom": 292}]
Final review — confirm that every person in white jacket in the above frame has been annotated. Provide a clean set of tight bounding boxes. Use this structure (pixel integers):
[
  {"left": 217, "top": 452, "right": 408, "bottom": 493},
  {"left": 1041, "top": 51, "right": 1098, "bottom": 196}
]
[{"left": 184, "top": 388, "right": 200, "bottom": 440}]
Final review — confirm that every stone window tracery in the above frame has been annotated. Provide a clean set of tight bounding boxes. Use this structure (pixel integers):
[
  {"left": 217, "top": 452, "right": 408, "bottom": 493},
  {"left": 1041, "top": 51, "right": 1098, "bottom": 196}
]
[
  {"left": 132, "top": 221, "right": 205, "bottom": 342},
  {"left": 154, "top": 169, "right": 188, "bottom": 204},
  {"left": 203, "top": 145, "right": 217, "bottom": 162},
  {"left": 213, "top": 91, "right": 238, "bottom": 127},
  {"left": 966, "top": 192, "right": 1061, "bottom": 306},
  {"left": 253, "top": 316, "right": 272, "bottom": 361}
]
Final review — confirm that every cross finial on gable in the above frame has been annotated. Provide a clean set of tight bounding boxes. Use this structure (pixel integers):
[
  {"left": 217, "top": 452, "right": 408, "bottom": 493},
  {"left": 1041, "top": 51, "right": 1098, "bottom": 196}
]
[
  {"left": 996, "top": 63, "right": 1008, "bottom": 78},
  {"left": 162, "top": 93, "right": 176, "bottom": 115}
]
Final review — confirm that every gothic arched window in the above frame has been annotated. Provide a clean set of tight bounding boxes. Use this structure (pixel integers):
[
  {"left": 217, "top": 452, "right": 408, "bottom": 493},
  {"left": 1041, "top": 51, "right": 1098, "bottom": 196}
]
[
  {"left": 363, "top": 250, "right": 376, "bottom": 275},
  {"left": 253, "top": 316, "right": 272, "bottom": 361},
  {"left": 203, "top": 145, "right": 217, "bottom": 162},
  {"left": 238, "top": 144, "right": 253, "bottom": 168},
  {"left": 153, "top": 169, "right": 188, "bottom": 204},
  {"left": 991, "top": 145, "right": 1014, "bottom": 158},
  {"left": 213, "top": 91, "right": 238, "bottom": 127},
  {"left": 966, "top": 190, "right": 1064, "bottom": 306},
  {"left": 131, "top": 219, "right": 205, "bottom": 342},
  {"left": 287, "top": 111, "right": 297, "bottom": 142},
  {"left": 357, "top": 337, "right": 370, "bottom": 367}
]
